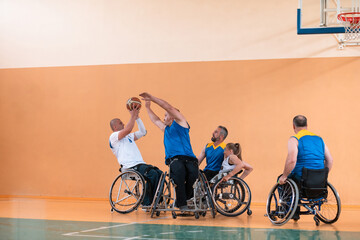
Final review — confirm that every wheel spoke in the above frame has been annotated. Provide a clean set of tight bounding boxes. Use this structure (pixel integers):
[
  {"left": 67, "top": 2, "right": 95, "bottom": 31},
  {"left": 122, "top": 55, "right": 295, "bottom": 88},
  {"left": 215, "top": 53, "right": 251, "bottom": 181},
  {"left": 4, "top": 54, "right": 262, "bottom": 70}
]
[{"left": 110, "top": 171, "right": 145, "bottom": 213}]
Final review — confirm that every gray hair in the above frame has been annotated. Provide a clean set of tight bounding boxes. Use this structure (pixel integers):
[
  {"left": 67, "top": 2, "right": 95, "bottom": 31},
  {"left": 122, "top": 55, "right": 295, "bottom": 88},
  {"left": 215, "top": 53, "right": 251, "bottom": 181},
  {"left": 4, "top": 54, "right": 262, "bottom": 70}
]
[{"left": 218, "top": 125, "right": 228, "bottom": 140}]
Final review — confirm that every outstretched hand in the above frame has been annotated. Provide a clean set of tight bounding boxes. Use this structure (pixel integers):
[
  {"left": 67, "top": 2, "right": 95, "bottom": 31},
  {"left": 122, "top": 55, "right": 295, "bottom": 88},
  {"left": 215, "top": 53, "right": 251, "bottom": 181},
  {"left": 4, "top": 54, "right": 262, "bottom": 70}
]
[
  {"left": 131, "top": 103, "right": 141, "bottom": 111},
  {"left": 129, "top": 108, "right": 140, "bottom": 119},
  {"left": 139, "top": 92, "right": 152, "bottom": 101}
]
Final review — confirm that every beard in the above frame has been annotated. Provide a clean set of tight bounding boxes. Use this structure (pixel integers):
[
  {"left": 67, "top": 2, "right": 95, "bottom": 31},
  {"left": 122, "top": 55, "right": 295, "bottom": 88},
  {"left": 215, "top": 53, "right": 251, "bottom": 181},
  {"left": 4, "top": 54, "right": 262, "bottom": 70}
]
[{"left": 211, "top": 136, "right": 218, "bottom": 142}]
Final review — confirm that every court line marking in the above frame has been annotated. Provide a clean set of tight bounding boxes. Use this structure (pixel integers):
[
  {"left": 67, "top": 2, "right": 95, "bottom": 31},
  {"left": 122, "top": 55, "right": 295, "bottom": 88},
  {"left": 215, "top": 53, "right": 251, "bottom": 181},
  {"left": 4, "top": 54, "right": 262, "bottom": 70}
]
[
  {"left": 80, "top": 223, "right": 137, "bottom": 233},
  {"left": 64, "top": 234, "right": 162, "bottom": 240},
  {"left": 63, "top": 223, "right": 137, "bottom": 236},
  {"left": 62, "top": 217, "right": 169, "bottom": 238},
  {"left": 159, "top": 232, "right": 174, "bottom": 235}
]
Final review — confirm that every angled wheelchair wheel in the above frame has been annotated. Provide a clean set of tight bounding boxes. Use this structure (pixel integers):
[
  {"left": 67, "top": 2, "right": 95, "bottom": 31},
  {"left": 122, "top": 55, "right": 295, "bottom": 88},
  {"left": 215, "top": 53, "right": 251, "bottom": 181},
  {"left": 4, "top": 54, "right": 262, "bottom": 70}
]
[
  {"left": 212, "top": 177, "right": 251, "bottom": 217},
  {"left": 199, "top": 172, "right": 216, "bottom": 218},
  {"left": 109, "top": 170, "right": 145, "bottom": 214},
  {"left": 150, "top": 172, "right": 166, "bottom": 218},
  {"left": 266, "top": 178, "right": 299, "bottom": 225},
  {"left": 316, "top": 182, "right": 341, "bottom": 224}
]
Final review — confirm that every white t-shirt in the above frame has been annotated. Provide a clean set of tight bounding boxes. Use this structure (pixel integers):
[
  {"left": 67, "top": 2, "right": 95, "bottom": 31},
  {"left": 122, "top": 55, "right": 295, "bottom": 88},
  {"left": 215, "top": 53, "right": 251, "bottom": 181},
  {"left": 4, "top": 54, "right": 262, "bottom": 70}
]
[
  {"left": 109, "top": 131, "right": 145, "bottom": 169},
  {"left": 219, "top": 156, "right": 235, "bottom": 173}
]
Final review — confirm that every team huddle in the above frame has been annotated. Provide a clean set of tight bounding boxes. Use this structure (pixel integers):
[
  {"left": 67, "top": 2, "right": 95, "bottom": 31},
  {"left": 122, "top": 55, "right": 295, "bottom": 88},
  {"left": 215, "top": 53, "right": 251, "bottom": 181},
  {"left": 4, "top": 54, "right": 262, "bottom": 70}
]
[{"left": 109, "top": 92, "right": 333, "bottom": 216}]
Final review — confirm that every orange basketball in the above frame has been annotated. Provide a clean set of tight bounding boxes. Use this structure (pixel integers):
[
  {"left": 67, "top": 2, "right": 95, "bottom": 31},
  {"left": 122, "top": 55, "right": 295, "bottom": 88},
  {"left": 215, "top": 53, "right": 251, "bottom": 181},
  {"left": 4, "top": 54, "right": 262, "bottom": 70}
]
[{"left": 126, "top": 97, "right": 142, "bottom": 110}]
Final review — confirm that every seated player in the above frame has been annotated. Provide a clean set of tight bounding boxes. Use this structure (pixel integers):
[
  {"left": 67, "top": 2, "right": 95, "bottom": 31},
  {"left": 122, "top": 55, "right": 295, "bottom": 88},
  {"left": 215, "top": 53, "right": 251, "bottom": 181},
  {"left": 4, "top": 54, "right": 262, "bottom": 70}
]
[
  {"left": 197, "top": 126, "right": 228, "bottom": 181},
  {"left": 109, "top": 106, "right": 162, "bottom": 206},
  {"left": 210, "top": 143, "right": 253, "bottom": 183},
  {"left": 140, "top": 92, "right": 198, "bottom": 211},
  {"left": 277, "top": 115, "right": 333, "bottom": 220}
]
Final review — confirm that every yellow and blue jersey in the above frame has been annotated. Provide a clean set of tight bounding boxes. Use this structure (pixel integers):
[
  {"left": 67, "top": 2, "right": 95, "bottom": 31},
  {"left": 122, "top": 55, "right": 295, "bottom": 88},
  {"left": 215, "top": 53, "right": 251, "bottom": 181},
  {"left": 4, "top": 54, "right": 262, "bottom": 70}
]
[
  {"left": 204, "top": 142, "right": 226, "bottom": 172},
  {"left": 291, "top": 129, "right": 325, "bottom": 177}
]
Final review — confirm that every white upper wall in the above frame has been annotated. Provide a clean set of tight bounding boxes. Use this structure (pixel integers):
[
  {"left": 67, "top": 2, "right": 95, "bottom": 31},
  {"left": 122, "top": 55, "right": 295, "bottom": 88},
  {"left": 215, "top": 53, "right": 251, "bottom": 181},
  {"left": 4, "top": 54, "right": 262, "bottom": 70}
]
[{"left": 1, "top": 0, "right": 359, "bottom": 68}]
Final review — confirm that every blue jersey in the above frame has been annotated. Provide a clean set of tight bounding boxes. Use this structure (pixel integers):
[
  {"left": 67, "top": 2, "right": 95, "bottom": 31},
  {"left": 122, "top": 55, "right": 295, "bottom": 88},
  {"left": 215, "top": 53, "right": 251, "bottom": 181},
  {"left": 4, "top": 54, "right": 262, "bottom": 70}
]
[
  {"left": 204, "top": 142, "right": 226, "bottom": 172},
  {"left": 291, "top": 129, "right": 325, "bottom": 177},
  {"left": 164, "top": 120, "right": 196, "bottom": 160}
]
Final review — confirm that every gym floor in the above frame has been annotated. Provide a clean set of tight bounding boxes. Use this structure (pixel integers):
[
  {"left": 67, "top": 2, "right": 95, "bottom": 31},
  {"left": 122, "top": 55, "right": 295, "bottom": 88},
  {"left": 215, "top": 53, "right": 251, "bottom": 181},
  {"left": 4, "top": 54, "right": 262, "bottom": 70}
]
[{"left": 1, "top": 197, "right": 360, "bottom": 240}]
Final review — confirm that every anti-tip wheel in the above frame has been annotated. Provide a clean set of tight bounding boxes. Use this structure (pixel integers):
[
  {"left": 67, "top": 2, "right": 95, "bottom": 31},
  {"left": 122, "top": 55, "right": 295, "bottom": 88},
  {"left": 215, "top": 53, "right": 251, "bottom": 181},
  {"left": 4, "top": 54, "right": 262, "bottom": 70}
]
[
  {"left": 314, "top": 216, "right": 320, "bottom": 226},
  {"left": 247, "top": 209, "right": 252, "bottom": 216}
]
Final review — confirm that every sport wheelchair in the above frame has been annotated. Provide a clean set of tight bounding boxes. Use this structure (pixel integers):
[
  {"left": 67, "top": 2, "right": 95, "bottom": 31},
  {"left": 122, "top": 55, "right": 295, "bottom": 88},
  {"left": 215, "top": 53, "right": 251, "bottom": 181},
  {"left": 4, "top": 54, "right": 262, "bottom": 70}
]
[
  {"left": 109, "top": 169, "right": 146, "bottom": 213},
  {"left": 266, "top": 167, "right": 341, "bottom": 226},
  {"left": 210, "top": 171, "right": 252, "bottom": 217},
  {"left": 150, "top": 170, "right": 216, "bottom": 219}
]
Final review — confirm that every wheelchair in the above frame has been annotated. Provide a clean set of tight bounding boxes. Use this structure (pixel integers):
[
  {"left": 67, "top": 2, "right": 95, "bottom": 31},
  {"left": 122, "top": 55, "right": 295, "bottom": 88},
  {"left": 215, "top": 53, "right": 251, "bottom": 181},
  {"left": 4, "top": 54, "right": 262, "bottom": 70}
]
[
  {"left": 210, "top": 170, "right": 252, "bottom": 217},
  {"left": 150, "top": 169, "right": 217, "bottom": 219},
  {"left": 109, "top": 168, "right": 146, "bottom": 214},
  {"left": 266, "top": 167, "right": 341, "bottom": 226}
]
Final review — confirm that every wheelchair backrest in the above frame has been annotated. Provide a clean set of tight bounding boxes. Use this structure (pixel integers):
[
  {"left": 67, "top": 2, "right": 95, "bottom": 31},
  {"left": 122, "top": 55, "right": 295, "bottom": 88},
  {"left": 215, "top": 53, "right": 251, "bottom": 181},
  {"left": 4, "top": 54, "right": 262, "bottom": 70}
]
[{"left": 301, "top": 167, "right": 329, "bottom": 199}]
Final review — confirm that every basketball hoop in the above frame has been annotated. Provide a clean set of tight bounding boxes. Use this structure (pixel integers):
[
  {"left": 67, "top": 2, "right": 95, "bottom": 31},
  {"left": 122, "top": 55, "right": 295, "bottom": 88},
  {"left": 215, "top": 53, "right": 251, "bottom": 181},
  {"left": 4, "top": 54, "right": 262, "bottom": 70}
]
[{"left": 337, "top": 12, "right": 360, "bottom": 41}]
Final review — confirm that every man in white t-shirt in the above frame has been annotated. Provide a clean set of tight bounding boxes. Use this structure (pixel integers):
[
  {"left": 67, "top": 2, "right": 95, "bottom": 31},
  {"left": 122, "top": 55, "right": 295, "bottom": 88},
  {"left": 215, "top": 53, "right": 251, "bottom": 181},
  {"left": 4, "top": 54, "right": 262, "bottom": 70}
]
[{"left": 109, "top": 107, "right": 162, "bottom": 206}]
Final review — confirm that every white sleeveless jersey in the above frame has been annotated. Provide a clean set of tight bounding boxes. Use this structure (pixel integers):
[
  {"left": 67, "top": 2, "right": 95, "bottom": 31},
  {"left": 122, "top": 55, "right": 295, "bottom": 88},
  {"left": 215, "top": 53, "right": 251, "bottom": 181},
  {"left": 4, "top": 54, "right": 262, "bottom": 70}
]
[
  {"left": 219, "top": 156, "right": 235, "bottom": 173},
  {"left": 109, "top": 132, "right": 145, "bottom": 169}
]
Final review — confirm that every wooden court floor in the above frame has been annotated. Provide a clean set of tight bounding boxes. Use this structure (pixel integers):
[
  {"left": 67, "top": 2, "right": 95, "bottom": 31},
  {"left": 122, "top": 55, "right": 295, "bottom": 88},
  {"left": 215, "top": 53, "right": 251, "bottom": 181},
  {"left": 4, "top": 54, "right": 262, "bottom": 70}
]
[{"left": 1, "top": 197, "right": 360, "bottom": 239}]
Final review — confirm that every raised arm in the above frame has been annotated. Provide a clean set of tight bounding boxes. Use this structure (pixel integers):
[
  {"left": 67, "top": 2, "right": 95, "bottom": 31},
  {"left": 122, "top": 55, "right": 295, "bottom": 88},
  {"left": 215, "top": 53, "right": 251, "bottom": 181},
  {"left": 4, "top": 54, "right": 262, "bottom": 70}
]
[
  {"left": 197, "top": 146, "right": 206, "bottom": 165},
  {"left": 144, "top": 100, "right": 166, "bottom": 131},
  {"left": 140, "top": 92, "right": 188, "bottom": 128},
  {"left": 133, "top": 117, "right": 147, "bottom": 141},
  {"left": 278, "top": 137, "right": 298, "bottom": 185},
  {"left": 117, "top": 109, "right": 139, "bottom": 140}
]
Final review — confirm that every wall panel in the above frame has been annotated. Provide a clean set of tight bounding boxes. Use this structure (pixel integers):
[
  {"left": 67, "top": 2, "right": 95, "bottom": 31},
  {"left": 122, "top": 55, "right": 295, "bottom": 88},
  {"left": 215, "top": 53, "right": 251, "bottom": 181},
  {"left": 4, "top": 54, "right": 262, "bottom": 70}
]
[{"left": 1, "top": 57, "right": 359, "bottom": 205}]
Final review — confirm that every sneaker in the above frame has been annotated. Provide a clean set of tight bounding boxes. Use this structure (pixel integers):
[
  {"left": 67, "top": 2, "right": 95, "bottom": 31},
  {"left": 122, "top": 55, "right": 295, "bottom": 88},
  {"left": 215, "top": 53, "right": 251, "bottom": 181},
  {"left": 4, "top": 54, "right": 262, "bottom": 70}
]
[
  {"left": 179, "top": 205, "right": 191, "bottom": 211},
  {"left": 140, "top": 205, "right": 151, "bottom": 212},
  {"left": 187, "top": 198, "right": 195, "bottom": 206}
]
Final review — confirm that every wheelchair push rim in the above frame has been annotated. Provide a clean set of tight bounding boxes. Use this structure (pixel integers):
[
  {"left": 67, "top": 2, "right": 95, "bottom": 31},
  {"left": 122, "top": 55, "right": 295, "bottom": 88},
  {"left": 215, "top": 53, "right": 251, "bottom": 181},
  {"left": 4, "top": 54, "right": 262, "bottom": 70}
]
[
  {"left": 315, "top": 182, "right": 341, "bottom": 224},
  {"left": 212, "top": 176, "right": 251, "bottom": 217},
  {"left": 266, "top": 178, "right": 299, "bottom": 226},
  {"left": 109, "top": 171, "right": 146, "bottom": 214}
]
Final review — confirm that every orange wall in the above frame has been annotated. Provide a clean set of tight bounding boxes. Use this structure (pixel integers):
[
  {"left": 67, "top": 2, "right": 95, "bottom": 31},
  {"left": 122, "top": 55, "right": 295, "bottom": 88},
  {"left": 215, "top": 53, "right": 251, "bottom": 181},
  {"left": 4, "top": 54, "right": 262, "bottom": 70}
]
[{"left": 0, "top": 57, "right": 359, "bottom": 205}]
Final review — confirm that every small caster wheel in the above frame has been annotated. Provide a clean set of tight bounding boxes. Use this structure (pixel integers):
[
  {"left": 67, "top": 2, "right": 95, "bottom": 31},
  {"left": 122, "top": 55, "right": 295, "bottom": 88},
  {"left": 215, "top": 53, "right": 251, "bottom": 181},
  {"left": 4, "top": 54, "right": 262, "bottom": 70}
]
[
  {"left": 211, "top": 210, "right": 216, "bottom": 218},
  {"left": 314, "top": 216, "right": 320, "bottom": 226},
  {"left": 202, "top": 211, "right": 207, "bottom": 217},
  {"left": 195, "top": 212, "right": 200, "bottom": 219},
  {"left": 110, "top": 208, "right": 114, "bottom": 213},
  {"left": 247, "top": 209, "right": 252, "bottom": 216},
  {"left": 156, "top": 211, "right": 160, "bottom": 216},
  {"left": 172, "top": 211, "right": 177, "bottom": 219}
]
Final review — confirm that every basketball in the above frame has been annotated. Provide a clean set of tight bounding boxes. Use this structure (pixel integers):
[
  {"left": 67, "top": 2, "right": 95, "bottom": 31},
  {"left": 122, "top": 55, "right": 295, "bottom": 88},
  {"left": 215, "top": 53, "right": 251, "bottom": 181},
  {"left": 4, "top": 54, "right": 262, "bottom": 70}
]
[{"left": 126, "top": 97, "right": 142, "bottom": 110}]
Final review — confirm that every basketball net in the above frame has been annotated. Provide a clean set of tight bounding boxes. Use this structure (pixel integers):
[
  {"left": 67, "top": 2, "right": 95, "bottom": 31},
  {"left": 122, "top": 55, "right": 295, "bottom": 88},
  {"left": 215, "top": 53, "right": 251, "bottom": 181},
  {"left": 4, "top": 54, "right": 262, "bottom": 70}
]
[
  {"left": 337, "top": 0, "right": 360, "bottom": 41},
  {"left": 338, "top": 12, "right": 360, "bottom": 41}
]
